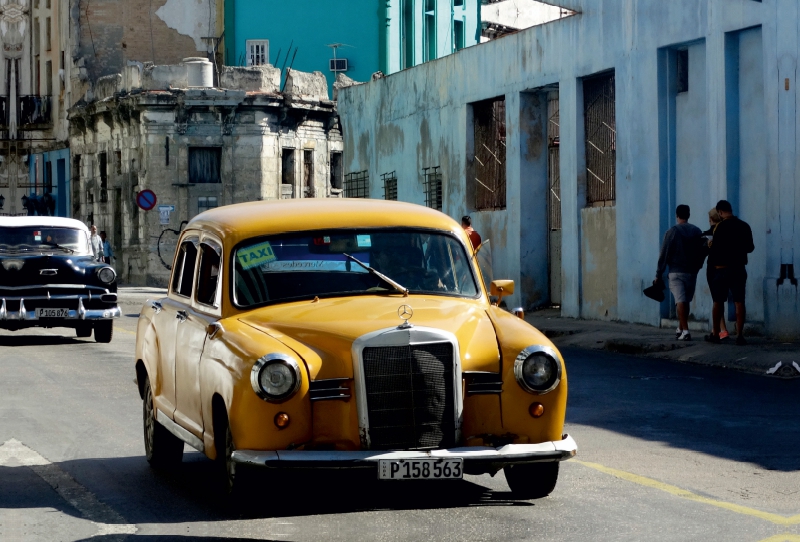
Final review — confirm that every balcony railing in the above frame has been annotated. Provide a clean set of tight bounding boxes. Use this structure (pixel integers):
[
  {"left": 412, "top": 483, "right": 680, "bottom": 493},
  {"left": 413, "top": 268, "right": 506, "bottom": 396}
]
[{"left": 18, "top": 95, "right": 51, "bottom": 126}]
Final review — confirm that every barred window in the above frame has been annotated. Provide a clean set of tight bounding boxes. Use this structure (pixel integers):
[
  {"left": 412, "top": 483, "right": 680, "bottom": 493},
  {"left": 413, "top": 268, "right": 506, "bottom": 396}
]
[
  {"left": 382, "top": 171, "right": 397, "bottom": 200},
  {"left": 330, "top": 152, "right": 343, "bottom": 190},
  {"left": 423, "top": 166, "right": 442, "bottom": 211},
  {"left": 344, "top": 170, "right": 369, "bottom": 198},
  {"left": 583, "top": 72, "right": 616, "bottom": 206},
  {"left": 472, "top": 97, "right": 506, "bottom": 210},
  {"left": 303, "top": 150, "right": 314, "bottom": 197}
]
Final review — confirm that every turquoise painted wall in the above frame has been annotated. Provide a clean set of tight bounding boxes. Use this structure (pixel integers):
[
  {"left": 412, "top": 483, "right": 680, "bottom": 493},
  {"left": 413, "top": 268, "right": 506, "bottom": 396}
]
[
  {"left": 226, "top": 0, "right": 382, "bottom": 95},
  {"left": 226, "top": 0, "right": 480, "bottom": 94}
]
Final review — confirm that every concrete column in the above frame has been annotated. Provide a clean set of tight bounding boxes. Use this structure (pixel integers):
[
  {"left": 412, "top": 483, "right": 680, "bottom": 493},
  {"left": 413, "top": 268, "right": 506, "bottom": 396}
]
[{"left": 559, "top": 76, "right": 583, "bottom": 318}]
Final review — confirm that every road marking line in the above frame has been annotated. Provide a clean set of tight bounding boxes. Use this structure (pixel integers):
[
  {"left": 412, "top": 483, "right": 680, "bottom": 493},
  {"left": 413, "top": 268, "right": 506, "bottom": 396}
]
[
  {"left": 0, "top": 439, "right": 137, "bottom": 538},
  {"left": 758, "top": 536, "right": 800, "bottom": 542},
  {"left": 115, "top": 327, "right": 137, "bottom": 336},
  {"left": 577, "top": 460, "right": 800, "bottom": 526}
]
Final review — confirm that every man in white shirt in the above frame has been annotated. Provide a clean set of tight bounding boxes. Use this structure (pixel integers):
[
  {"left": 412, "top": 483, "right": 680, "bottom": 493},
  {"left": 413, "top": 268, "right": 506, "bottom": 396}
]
[{"left": 89, "top": 225, "right": 103, "bottom": 262}]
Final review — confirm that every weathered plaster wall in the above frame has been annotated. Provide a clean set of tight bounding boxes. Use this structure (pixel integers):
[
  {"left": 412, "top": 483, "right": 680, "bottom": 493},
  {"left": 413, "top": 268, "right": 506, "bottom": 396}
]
[
  {"left": 77, "top": 0, "right": 218, "bottom": 84},
  {"left": 580, "top": 206, "right": 617, "bottom": 320},
  {"left": 339, "top": 0, "right": 796, "bottom": 336}
]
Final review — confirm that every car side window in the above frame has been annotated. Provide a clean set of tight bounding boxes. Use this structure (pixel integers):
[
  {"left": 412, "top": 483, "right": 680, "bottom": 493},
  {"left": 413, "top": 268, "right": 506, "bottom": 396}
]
[
  {"left": 195, "top": 242, "right": 222, "bottom": 307},
  {"left": 171, "top": 238, "right": 199, "bottom": 298}
]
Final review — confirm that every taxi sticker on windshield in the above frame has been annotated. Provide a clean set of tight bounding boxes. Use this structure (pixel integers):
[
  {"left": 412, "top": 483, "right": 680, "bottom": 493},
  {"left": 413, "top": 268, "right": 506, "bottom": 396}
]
[
  {"left": 357, "top": 235, "right": 372, "bottom": 248},
  {"left": 34, "top": 230, "right": 42, "bottom": 241},
  {"left": 237, "top": 241, "right": 277, "bottom": 270}
]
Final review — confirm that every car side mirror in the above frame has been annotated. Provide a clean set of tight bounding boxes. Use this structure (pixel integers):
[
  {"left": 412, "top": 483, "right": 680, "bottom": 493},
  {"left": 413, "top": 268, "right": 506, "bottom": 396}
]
[{"left": 490, "top": 280, "right": 514, "bottom": 306}]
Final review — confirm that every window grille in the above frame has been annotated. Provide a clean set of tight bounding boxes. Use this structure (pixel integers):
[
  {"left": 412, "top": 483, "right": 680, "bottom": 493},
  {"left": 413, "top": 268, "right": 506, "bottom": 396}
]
[
  {"left": 423, "top": 167, "right": 443, "bottom": 211},
  {"left": 246, "top": 40, "right": 269, "bottom": 66},
  {"left": 583, "top": 72, "right": 616, "bottom": 206},
  {"left": 281, "top": 148, "right": 295, "bottom": 188},
  {"left": 344, "top": 171, "right": 369, "bottom": 198},
  {"left": 198, "top": 196, "right": 218, "bottom": 213},
  {"left": 548, "top": 93, "right": 561, "bottom": 231},
  {"left": 382, "top": 171, "right": 397, "bottom": 200},
  {"left": 472, "top": 97, "right": 506, "bottom": 210}
]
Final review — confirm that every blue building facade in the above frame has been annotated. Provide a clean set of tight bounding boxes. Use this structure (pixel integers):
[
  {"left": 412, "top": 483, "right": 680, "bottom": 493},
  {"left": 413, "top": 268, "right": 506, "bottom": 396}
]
[
  {"left": 224, "top": 0, "right": 480, "bottom": 93},
  {"left": 338, "top": 0, "right": 800, "bottom": 339},
  {"left": 26, "top": 149, "right": 71, "bottom": 217}
]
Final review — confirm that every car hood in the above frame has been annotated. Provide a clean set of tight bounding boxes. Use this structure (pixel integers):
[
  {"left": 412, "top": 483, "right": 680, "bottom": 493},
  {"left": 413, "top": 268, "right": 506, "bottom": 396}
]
[
  {"left": 237, "top": 295, "right": 501, "bottom": 379},
  {"left": 0, "top": 253, "right": 105, "bottom": 288}
]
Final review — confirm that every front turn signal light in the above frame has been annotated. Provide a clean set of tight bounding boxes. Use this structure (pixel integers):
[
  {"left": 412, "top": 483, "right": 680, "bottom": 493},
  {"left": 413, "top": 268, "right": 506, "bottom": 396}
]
[
  {"left": 529, "top": 403, "right": 545, "bottom": 418},
  {"left": 274, "top": 412, "right": 290, "bottom": 429}
]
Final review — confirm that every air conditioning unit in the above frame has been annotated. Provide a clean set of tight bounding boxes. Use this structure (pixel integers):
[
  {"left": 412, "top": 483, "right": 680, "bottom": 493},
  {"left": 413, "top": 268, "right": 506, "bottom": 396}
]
[{"left": 329, "top": 58, "right": 348, "bottom": 72}]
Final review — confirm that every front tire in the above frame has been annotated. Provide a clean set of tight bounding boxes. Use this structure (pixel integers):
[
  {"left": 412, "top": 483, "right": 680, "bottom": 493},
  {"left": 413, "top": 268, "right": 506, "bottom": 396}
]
[
  {"left": 75, "top": 324, "right": 92, "bottom": 338},
  {"left": 94, "top": 321, "right": 113, "bottom": 343},
  {"left": 143, "top": 376, "right": 183, "bottom": 468},
  {"left": 504, "top": 462, "right": 560, "bottom": 499},
  {"left": 214, "top": 411, "right": 244, "bottom": 497}
]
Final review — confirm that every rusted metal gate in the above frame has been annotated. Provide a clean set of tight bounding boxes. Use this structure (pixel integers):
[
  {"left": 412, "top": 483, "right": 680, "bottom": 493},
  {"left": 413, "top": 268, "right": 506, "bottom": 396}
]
[
  {"left": 583, "top": 73, "right": 616, "bottom": 205},
  {"left": 473, "top": 97, "right": 506, "bottom": 210}
]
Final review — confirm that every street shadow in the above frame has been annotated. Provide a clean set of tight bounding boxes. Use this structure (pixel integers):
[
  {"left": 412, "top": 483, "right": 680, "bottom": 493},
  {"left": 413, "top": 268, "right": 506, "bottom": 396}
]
[
  {"left": 0, "top": 451, "right": 531, "bottom": 527},
  {"left": 0, "top": 334, "right": 83, "bottom": 346},
  {"left": 78, "top": 538, "right": 274, "bottom": 542},
  {"left": 563, "top": 346, "right": 800, "bottom": 472}
]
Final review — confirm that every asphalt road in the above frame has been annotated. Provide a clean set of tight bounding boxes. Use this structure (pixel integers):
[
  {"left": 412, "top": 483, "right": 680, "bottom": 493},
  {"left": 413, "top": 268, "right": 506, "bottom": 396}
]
[{"left": 1, "top": 289, "right": 798, "bottom": 542}]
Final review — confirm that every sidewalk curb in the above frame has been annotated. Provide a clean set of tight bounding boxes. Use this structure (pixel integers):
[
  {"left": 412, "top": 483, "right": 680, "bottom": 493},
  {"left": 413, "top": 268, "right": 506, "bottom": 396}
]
[{"left": 528, "top": 315, "right": 800, "bottom": 380}]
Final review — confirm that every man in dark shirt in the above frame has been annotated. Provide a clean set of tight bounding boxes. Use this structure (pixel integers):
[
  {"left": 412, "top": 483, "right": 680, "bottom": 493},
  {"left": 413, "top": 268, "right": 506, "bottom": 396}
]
[
  {"left": 706, "top": 200, "right": 754, "bottom": 345},
  {"left": 655, "top": 204, "right": 703, "bottom": 341}
]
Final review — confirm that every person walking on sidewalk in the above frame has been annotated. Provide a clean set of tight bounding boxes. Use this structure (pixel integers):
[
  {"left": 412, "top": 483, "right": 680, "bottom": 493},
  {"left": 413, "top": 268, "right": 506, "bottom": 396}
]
[
  {"left": 100, "top": 230, "right": 114, "bottom": 265},
  {"left": 705, "top": 200, "right": 754, "bottom": 346},
  {"left": 655, "top": 204, "right": 703, "bottom": 341},
  {"left": 704, "top": 208, "right": 730, "bottom": 340},
  {"left": 89, "top": 225, "right": 103, "bottom": 263}
]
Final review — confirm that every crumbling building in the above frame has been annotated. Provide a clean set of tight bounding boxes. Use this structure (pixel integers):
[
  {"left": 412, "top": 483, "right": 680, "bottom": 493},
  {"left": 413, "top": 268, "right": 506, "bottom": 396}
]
[{"left": 68, "top": 60, "right": 342, "bottom": 286}]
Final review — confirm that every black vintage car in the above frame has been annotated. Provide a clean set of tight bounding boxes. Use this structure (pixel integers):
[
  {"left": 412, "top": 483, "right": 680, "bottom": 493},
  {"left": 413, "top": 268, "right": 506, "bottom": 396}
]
[{"left": 0, "top": 217, "right": 120, "bottom": 342}]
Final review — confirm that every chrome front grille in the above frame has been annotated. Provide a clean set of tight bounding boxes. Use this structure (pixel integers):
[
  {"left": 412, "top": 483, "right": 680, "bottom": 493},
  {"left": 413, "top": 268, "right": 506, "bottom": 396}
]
[{"left": 362, "top": 342, "right": 456, "bottom": 450}]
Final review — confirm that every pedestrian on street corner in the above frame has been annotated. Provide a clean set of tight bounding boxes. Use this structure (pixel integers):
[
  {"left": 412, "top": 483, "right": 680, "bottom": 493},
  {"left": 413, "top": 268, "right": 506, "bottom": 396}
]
[
  {"left": 462, "top": 215, "right": 482, "bottom": 250},
  {"left": 100, "top": 230, "right": 114, "bottom": 265},
  {"left": 705, "top": 199, "right": 754, "bottom": 346},
  {"left": 704, "top": 208, "right": 730, "bottom": 340},
  {"left": 89, "top": 225, "right": 103, "bottom": 263},
  {"left": 655, "top": 204, "right": 704, "bottom": 341}
]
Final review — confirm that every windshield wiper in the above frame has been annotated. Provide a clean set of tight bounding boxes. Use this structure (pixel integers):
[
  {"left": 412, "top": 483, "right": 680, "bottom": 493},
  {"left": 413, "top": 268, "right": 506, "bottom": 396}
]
[
  {"left": 41, "top": 241, "right": 75, "bottom": 253},
  {"left": 343, "top": 253, "right": 409, "bottom": 297}
]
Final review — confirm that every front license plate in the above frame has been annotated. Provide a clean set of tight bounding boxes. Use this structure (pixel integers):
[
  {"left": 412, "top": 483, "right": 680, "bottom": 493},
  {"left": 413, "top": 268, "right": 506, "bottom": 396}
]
[
  {"left": 36, "top": 308, "right": 69, "bottom": 318},
  {"left": 378, "top": 458, "right": 463, "bottom": 480}
]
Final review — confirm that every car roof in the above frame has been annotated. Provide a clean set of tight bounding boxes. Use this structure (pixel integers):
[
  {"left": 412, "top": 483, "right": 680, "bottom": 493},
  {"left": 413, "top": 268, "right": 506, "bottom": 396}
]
[
  {"left": 0, "top": 216, "right": 90, "bottom": 231},
  {"left": 187, "top": 199, "right": 464, "bottom": 246}
]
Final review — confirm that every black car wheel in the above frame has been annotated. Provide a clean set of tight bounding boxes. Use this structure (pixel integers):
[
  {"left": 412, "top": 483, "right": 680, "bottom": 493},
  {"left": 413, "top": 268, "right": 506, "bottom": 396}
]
[
  {"left": 214, "top": 411, "right": 246, "bottom": 497},
  {"left": 75, "top": 324, "right": 92, "bottom": 338},
  {"left": 143, "top": 376, "right": 184, "bottom": 468},
  {"left": 94, "top": 321, "right": 113, "bottom": 343},
  {"left": 504, "top": 462, "right": 560, "bottom": 499}
]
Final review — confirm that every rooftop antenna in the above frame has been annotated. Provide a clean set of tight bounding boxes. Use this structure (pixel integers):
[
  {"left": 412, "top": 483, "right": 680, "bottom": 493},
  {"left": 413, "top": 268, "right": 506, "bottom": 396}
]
[{"left": 325, "top": 43, "right": 354, "bottom": 73}]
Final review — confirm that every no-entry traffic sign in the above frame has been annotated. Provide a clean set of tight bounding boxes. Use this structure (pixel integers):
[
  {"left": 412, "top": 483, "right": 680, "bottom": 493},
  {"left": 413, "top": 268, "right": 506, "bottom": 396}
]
[{"left": 136, "top": 189, "right": 157, "bottom": 211}]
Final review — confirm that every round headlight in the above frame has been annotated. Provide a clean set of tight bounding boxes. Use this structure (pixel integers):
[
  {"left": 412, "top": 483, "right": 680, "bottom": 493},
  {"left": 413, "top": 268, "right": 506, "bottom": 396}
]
[
  {"left": 514, "top": 346, "right": 562, "bottom": 394},
  {"left": 97, "top": 267, "right": 116, "bottom": 284},
  {"left": 250, "top": 354, "right": 301, "bottom": 402}
]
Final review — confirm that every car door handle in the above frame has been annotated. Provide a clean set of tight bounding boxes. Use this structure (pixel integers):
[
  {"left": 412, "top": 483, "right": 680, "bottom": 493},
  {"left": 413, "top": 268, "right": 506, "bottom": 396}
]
[
  {"left": 176, "top": 310, "right": 187, "bottom": 322},
  {"left": 151, "top": 301, "right": 163, "bottom": 314}
]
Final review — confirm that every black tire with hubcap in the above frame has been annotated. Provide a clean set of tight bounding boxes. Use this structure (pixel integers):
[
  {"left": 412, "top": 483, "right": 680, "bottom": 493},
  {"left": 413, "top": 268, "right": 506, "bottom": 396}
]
[
  {"left": 94, "top": 321, "right": 113, "bottom": 343},
  {"left": 214, "top": 411, "right": 245, "bottom": 497},
  {"left": 143, "top": 376, "right": 183, "bottom": 468},
  {"left": 504, "top": 462, "right": 560, "bottom": 499}
]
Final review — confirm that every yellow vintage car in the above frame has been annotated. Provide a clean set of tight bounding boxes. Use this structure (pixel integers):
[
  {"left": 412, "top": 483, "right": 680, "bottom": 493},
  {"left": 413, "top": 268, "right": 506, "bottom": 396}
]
[{"left": 134, "top": 199, "right": 576, "bottom": 498}]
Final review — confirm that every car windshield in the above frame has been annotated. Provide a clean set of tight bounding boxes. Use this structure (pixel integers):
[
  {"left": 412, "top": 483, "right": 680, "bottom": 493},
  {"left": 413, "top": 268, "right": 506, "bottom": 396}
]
[
  {"left": 233, "top": 229, "right": 479, "bottom": 307},
  {"left": 0, "top": 226, "right": 91, "bottom": 255}
]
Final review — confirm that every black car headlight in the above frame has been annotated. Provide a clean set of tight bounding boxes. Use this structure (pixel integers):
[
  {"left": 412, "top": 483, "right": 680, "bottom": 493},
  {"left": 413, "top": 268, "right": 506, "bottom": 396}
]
[
  {"left": 514, "top": 345, "right": 562, "bottom": 395},
  {"left": 97, "top": 267, "right": 116, "bottom": 284},
  {"left": 250, "top": 354, "right": 301, "bottom": 402}
]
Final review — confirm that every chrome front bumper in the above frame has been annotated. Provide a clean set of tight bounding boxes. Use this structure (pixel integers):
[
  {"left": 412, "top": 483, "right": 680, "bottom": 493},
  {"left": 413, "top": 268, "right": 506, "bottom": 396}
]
[
  {"left": 231, "top": 434, "right": 577, "bottom": 473},
  {"left": 0, "top": 298, "right": 120, "bottom": 321}
]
